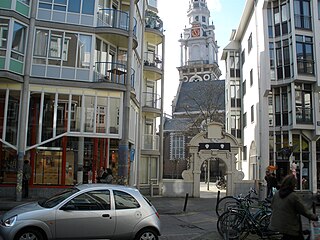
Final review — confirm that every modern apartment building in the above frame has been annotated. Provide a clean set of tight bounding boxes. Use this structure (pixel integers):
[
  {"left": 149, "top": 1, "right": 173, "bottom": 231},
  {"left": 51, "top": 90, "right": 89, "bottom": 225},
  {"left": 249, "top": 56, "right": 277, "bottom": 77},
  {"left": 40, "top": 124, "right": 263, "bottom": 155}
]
[
  {"left": 0, "top": 0, "right": 164, "bottom": 199},
  {"left": 223, "top": 0, "right": 320, "bottom": 193}
]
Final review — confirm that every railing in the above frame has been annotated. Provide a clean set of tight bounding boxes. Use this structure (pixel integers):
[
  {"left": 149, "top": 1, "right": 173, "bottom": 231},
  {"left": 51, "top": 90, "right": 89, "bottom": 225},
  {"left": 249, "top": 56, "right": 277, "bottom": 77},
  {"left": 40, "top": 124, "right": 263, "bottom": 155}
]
[
  {"left": 144, "top": 52, "right": 162, "bottom": 70},
  {"left": 94, "top": 61, "right": 135, "bottom": 88},
  {"left": 145, "top": 11, "right": 163, "bottom": 32},
  {"left": 142, "top": 134, "right": 159, "bottom": 151},
  {"left": 143, "top": 92, "right": 161, "bottom": 109},
  {"left": 97, "top": 9, "right": 137, "bottom": 35}
]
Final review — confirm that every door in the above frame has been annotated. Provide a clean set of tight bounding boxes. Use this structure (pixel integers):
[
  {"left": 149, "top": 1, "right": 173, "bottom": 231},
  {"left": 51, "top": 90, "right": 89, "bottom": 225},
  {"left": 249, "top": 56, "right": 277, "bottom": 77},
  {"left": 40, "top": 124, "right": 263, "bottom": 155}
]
[{"left": 55, "top": 190, "right": 116, "bottom": 239}]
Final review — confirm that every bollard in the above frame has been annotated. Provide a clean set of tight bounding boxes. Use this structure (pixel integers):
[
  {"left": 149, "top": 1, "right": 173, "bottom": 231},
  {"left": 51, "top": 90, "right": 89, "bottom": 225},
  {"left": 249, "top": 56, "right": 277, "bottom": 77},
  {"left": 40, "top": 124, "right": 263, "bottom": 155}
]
[
  {"left": 150, "top": 182, "right": 153, "bottom": 197},
  {"left": 216, "top": 190, "right": 220, "bottom": 212},
  {"left": 183, "top": 193, "right": 189, "bottom": 212}
]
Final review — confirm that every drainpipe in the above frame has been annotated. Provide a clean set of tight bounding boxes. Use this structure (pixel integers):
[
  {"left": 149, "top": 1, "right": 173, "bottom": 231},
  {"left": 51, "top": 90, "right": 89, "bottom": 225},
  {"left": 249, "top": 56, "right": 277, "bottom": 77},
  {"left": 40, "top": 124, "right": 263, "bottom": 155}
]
[
  {"left": 118, "top": 0, "right": 134, "bottom": 185},
  {"left": 136, "top": 1, "right": 146, "bottom": 189},
  {"left": 159, "top": 35, "right": 165, "bottom": 194},
  {"left": 16, "top": 0, "right": 37, "bottom": 201}
]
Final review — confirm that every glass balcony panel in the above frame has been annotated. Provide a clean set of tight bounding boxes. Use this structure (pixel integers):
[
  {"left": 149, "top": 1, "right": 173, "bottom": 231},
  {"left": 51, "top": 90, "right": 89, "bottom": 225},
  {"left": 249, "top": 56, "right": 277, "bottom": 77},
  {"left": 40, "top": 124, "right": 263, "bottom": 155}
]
[
  {"left": 97, "top": 9, "right": 136, "bottom": 35},
  {"left": 142, "top": 134, "right": 159, "bottom": 151},
  {"left": 143, "top": 92, "right": 161, "bottom": 109}
]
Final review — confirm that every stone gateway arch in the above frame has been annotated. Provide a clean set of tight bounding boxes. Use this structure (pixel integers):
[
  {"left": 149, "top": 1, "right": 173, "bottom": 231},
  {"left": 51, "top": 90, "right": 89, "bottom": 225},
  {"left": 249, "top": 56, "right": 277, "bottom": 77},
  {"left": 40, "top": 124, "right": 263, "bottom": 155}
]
[{"left": 181, "top": 122, "right": 244, "bottom": 197}]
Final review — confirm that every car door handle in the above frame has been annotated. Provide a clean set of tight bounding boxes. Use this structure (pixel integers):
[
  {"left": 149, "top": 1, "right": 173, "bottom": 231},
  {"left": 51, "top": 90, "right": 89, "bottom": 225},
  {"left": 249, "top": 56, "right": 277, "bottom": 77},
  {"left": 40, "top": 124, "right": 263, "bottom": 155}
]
[{"left": 102, "top": 214, "right": 111, "bottom": 218}]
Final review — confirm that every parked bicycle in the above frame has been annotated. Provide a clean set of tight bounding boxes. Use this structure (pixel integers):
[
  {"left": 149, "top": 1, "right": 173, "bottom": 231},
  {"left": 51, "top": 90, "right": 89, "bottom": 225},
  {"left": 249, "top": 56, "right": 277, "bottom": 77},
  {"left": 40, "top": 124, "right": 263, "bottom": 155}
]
[
  {"left": 216, "top": 177, "right": 227, "bottom": 190},
  {"left": 217, "top": 197, "right": 280, "bottom": 239},
  {"left": 215, "top": 187, "right": 259, "bottom": 217}
]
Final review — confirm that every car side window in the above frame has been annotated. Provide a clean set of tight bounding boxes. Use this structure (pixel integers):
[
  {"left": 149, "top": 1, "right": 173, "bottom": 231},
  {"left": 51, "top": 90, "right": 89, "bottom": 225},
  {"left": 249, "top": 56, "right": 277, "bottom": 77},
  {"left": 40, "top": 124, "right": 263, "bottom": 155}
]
[
  {"left": 114, "top": 190, "right": 140, "bottom": 210},
  {"left": 63, "top": 190, "right": 110, "bottom": 211}
]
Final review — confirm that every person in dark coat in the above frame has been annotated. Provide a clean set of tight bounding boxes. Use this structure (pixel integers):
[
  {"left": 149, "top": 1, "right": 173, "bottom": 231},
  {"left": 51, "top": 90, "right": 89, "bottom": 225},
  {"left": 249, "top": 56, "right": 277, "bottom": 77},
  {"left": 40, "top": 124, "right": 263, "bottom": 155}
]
[
  {"left": 269, "top": 174, "right": 318, "bottom": 239},
  {"left": 269, "top": 173, "right": 278, "bottom": 197},
  {"left": 265, "top": 171, "right": 272, "bottom": 198}
]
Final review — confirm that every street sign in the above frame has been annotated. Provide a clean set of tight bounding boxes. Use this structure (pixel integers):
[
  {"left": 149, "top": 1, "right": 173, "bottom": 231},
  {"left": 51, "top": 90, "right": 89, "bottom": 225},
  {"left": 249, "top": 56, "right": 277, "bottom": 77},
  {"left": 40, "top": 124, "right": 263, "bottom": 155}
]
[{"left": 198, "top": 143, "right": 231, "bottom": 151}]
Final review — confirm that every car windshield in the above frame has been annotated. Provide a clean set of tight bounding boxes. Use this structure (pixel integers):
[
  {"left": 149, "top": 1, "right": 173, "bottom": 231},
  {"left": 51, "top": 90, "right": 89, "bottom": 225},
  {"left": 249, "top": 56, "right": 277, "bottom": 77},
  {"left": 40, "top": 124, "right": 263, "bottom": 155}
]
[{"left": 38, "top": 188, "right": 79, "bottom": 208}]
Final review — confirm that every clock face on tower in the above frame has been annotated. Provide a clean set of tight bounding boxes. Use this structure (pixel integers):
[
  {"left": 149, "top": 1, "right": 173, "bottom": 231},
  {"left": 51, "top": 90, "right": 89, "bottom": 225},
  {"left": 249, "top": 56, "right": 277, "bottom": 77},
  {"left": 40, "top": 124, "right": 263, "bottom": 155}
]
[{"left": 191, "top": 28, "right": 200, "bottom": 37}]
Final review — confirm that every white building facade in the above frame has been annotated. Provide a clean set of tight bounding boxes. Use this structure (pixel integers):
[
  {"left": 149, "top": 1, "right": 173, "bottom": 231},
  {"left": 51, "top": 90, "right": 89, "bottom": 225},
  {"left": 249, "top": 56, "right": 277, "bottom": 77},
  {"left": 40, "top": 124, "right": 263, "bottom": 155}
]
[{"left": 223, "top": 0, "right": 320, "bottom": 193}]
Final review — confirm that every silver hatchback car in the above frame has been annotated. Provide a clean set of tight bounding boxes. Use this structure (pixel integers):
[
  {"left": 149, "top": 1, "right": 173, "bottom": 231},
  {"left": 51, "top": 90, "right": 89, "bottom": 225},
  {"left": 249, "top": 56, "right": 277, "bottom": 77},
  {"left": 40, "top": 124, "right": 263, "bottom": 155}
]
[{"left": 0, "top": 184, "right": 161, "bottom": 240}]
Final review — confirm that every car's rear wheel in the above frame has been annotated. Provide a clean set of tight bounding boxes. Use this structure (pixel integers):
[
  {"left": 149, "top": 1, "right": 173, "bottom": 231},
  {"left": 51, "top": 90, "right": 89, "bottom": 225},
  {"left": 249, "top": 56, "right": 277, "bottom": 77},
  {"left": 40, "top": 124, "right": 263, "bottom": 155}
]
[
  {"left": 14, "top": 228, "right": 45, "bottom": 240},
  {"left": 135, "top": 228, "right": 159, "bottom": 240}
]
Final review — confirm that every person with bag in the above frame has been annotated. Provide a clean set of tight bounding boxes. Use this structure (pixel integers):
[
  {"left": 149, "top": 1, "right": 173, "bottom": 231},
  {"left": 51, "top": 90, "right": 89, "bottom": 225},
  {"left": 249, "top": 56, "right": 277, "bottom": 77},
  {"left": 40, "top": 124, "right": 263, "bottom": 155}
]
[{"left": 269, "top": 174, "right": 318, "bottom": 240}]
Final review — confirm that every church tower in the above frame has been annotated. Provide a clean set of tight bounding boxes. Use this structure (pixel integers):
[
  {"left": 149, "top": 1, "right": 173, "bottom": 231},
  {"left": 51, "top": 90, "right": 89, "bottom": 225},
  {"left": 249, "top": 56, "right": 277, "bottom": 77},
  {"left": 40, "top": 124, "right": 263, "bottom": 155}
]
[
  {"left": 178, "top": 0, "right": 221, "bottom": 83},
  {"left": 172, "top": 0, "right": 222, "bottom": 114}
]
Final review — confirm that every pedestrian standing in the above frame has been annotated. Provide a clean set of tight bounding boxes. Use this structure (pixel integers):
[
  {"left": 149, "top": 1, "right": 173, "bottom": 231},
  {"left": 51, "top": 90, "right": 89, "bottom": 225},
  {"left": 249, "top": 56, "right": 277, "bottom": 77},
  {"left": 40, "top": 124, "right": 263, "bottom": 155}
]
[
  {"left": 269, "top": 173, "right": 278, "bottom": 197},
  {"left": 265, "top": 171, "right": 272, "bottom": 198},
  {"left": 23, "top": 160, "right": 32, "bottom": 198},
  {"left": 269, "top": 174, "right": 318, "bottom": 240}
]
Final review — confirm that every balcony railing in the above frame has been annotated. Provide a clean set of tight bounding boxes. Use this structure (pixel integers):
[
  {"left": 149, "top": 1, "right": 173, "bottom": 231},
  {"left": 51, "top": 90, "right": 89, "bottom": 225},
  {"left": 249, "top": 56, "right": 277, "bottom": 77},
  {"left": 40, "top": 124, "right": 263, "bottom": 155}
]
[
  {"left": 145, "top": 11, "right": 163, "bottom": 32},
  {"left": 142, "top": 134, "right": 159, "bottom": 151},
  {"left": 144, "top": 52, "right": 162, "bottom": 70},
  {"left": 97, "top": 9, "right": 137, "bottom": 35},
  {"left": 94, "top": 61, "right": 135, "bottom": 88},
  {"left": 143, "top": 92, "right": 161, "bottom": 109}
]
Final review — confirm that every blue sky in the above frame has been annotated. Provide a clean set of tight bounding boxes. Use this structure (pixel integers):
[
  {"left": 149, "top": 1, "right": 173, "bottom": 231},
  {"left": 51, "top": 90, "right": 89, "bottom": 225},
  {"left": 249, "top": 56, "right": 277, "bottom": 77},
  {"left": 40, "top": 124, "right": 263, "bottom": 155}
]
[{"left": 158, "top": 0, "right": 246, "bottom": 115}]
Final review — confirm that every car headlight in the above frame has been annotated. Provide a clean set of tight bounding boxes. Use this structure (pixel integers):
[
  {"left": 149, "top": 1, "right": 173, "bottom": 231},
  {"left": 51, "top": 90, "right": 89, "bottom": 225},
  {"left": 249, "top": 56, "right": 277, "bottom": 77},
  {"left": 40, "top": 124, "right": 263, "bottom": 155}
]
[{"left": 2, "top": 216, "right": 17, "bottom": 227}]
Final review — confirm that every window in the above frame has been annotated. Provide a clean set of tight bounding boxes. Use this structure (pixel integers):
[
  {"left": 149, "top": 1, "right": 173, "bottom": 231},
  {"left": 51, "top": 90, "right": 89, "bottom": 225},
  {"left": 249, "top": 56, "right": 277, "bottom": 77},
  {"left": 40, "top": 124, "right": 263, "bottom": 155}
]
[
  {"left": 202, "top": 16, "right": 206, "bottom": 22},
  {"left": 269, "top": 42, "right": 275, "bottom": 80},
  {"left": 268, "top": 96, "right": 273, "bottom": 126},
  {"left": 241, "top": 49, "right": 245, "bottom": 65},
  {"left": 248, "top": 33, "right": 252, "bottom": 53},
  {"left": 318, "top": 0, "right": 320, "bottom": 19},
  {"left": 275, "top": 39, "right": 292, "bottom": 80},
  {"left": 251, "top": 105, "right": 254, "bottom": 122},
  {"left": 243, "top": 112, "right": 247, "bottom": 128},
  {"left": 170, "top": 134, "right": 185, "bottom": 160},
  {"left": 68, "top": 0, "right": 81, "bottom": 13},
  {"left": 296, "top": 35, "right": 314, "bottom": 75},
  {"left": 250, "top": 69, "right": 253, "bottom": 86},
  {"left": 11, "top": 21, "right": 27, "bottom": 61},
  {"left": 242, "top": 80, "right": 246, "bottom": 96},
  {"left": 34, "top": 30, "right": 49, "bottom": 57},
  {"left": 64, "top": 190, "right": 111, "bottom": 210},
  {"left": 229, "top": 51, "right": 240, "bottom": 78},
  {"left": 231, "top": 115, "right": 241, "bottom": 138},
  {"left": 294, "top": 0, "right": 312, "bottom": 29},
  {"left": 0, "top": 19, "right": 9, "bottom": 52},
  {"left": 77, "top": 34, "right": 92, "bottom": 68},
  {"left": 39, "top": 0, "right": 95, "bottom": 15},
  {"left": 295, "top": 83, "right": 312, "bottom": 124},
  {"left": 267, "top": 5, "right": 273, "bottom": 37},
  {"left": 114, "top": 190, "right": 140, "bottom": 209}
]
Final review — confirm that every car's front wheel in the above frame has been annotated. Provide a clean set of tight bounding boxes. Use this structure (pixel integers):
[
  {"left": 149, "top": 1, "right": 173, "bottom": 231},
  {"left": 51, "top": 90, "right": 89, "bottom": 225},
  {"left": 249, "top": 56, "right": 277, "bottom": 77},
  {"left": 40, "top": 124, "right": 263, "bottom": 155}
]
[
  {"left": 14, "top": 228, "right": 45, "bottom": 240},
  {"left": 135, "top": 228, "right": 159, "bottom": 240}
]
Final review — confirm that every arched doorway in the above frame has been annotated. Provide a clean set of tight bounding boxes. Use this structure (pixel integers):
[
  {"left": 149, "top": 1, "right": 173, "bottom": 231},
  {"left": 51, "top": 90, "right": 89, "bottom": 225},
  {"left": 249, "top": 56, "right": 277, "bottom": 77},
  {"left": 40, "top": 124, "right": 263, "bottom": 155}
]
[{"left": 181, "top": 122, "right": 244, "bottom": 197}]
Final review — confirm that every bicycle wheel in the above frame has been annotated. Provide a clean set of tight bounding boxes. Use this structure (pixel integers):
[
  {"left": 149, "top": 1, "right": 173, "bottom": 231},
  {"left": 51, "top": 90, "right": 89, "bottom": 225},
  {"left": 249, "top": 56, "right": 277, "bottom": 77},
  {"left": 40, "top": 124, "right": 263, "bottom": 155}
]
[
  {"left": 217, "top": 211, "right": 249, "bottom": 239},
  {"left": 216, "top": 196, "right": 241, "bottom": 217}
]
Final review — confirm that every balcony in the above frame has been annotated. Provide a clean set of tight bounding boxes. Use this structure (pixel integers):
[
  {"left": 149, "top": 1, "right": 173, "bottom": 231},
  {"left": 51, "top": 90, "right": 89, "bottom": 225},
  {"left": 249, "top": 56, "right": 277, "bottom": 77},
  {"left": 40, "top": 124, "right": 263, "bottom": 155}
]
[
  {"left": 142, "top": 92, "right": 161, "bottom": 116},
  {"left": 145, "top": 10, "right": 163, "bottom": 45},
  {"left": 142, "top": 134, "right": 159, "bottom": 151},
  {"left": 144, "top": 52, "right": 162, "bottom": 81},
  {"left": 96, "top": 9, "right": 137, "bottom": 49},
  {"left": 94, "top": 61, "right": 135, "bottom": 88}
]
